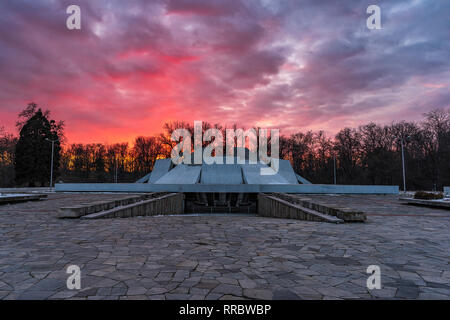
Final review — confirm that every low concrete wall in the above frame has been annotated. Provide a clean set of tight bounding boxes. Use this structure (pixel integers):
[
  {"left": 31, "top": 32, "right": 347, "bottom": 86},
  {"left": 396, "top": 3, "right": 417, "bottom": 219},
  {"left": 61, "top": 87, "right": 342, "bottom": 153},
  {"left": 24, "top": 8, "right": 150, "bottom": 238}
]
[
  {"left": 56, "top": 183, "right": 399, "bottom": 194},
  {"left": 81, "top": 193, "right": 184, "bottom": 219},
  {"left": 0, "top": 194, "right": 46, "bottom": 204},
  {"left": 257, "top": 194, "right": 343, "bottom": 223},
  {"left": 399, "top": 198, "right": 450, "bottom": 209}
]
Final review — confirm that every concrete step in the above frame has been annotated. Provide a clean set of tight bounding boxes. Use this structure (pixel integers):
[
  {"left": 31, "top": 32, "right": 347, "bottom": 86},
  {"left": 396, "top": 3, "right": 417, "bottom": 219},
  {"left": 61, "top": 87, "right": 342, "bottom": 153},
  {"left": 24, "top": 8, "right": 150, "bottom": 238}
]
[
  {"left": 273, "top": 193, "right": 366, "bottom": 222},
  {"left": 293, "top": 203, "right": 344, "bottom": 223},
  {"left": 58, "top": 193, "right": 167, "bottom": 218},
  {"left": 81, "top": 193, "right": 184, "bottom": 219},
  {"left": 258, "top": 194, "right": 344, "bottom": 223}
]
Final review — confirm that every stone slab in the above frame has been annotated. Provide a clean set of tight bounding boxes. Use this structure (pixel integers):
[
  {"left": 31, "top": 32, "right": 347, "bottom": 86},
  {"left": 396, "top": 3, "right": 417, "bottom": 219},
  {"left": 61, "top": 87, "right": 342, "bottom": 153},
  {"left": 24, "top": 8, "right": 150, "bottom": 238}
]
[
  {"left": 242, "top": 163, "right": 290, "bottom": 184},
  {"left": 200, "top": 164, "right": 243, "bottom": 184},
  {"left": 278, "top": 159, "right": 299, "bottom": 184},
  {"left": 1, "top": 193, "right": 450, "bottom": 300},
  {"left": 149, "top": 159, "right": 173, "bottom": 183},
  {"left": 154, "top": 164, "right": 201, "bottom": 184}
]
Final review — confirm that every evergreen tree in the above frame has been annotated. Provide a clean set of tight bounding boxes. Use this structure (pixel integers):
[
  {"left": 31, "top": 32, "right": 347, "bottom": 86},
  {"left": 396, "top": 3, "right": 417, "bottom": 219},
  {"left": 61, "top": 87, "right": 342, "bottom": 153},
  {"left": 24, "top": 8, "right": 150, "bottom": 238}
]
[{"left": 14, "top": 103, "right": 63, "bottom": 186}]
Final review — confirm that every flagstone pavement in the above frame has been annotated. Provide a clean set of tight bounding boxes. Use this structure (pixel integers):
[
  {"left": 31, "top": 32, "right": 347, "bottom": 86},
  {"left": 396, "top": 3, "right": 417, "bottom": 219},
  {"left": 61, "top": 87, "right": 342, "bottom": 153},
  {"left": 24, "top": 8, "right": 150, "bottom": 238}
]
[{"left": 0, "top": 193, "right": 449, "bottom": 300}]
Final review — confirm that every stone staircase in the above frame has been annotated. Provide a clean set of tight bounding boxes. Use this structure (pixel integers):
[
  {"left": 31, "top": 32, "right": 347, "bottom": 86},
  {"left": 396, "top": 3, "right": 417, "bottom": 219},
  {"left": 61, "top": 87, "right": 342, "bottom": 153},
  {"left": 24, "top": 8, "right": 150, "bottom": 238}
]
[
  {"left": 258, "top": 193, "right": 366, "bottom": 223},
  {"left": 59, "top": 193, "right": 184, "bottom": 219}
]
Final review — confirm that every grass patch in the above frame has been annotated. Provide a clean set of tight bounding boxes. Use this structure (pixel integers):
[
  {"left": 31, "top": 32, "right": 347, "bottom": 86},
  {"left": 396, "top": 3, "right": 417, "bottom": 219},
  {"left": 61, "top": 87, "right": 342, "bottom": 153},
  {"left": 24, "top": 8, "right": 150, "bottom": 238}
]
[{"left": 414, "top": 191, "right": 444, "bottom": 200}]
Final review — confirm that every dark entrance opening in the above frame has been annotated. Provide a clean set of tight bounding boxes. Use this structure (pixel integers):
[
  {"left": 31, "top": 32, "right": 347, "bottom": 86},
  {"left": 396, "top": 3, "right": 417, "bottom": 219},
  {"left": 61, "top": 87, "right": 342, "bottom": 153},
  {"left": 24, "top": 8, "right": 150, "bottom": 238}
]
[{"left": 184, "top": 192, "right": 257, "bottom": 214}]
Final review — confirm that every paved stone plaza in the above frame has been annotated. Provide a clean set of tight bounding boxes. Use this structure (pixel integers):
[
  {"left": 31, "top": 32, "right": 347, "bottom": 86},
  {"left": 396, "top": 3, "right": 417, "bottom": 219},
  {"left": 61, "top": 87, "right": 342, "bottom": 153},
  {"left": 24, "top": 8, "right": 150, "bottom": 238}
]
[{"left": 0, "top": 193, "right": 449, "bottom": 300}]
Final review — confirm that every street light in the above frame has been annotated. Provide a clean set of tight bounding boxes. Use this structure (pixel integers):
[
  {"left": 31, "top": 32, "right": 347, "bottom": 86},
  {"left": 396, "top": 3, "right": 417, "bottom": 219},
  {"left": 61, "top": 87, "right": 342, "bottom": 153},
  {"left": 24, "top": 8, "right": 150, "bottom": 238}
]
[
  {"left": 333, "top": 154, "right": 337, "bottom": 185},
  {"left": 45, "top": 138, "right": 59, "bottom": 191},
  {"left": 397, "top": 136, "right": 411, "bottom": 192},
  {"left": 115, "top": 155, "right": 118, "bottom": 183}
]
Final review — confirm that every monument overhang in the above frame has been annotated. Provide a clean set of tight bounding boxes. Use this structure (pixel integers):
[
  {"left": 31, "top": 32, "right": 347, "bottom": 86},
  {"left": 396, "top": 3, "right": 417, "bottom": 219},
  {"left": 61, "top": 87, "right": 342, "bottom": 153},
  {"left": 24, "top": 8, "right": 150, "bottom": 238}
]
[{"left": 55, "top": 183, "right": 398, "bottom": 194}]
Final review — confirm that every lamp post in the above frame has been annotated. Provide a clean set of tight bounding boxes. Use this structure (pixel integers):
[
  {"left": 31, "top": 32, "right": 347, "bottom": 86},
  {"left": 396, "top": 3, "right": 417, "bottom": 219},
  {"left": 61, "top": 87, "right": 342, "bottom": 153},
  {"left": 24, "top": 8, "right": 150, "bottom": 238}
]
[
  {"left": 45, "top": 138, "right": 59, "bottom": 191},
  {"left": 398, "top": 136, "right": 410, "bottom": 192},
  {"left": 333, "top": 154, "right": 337, "bottom": 185},
  {"left": 114, "top": 154, "right": 118, "bottom": 183}
]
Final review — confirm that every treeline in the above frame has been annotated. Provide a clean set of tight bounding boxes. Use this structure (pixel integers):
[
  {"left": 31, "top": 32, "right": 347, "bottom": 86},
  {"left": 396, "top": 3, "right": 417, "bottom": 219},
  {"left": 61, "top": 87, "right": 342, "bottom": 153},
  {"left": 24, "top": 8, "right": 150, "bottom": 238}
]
[
  {"left": 280, "top": 110, "right": 450, "bottom": 190},
  {"left": 60, "top": 137, "right": 163, "bottom": 183},
  {"left": 0, "top": 104, "right": 449, "bottom": 190},
  {"left": 54, "top": 109, "right": 450, "bottom": 190},
  {"left": 0, "top": 126, "right": 17, "bottom": 187}
]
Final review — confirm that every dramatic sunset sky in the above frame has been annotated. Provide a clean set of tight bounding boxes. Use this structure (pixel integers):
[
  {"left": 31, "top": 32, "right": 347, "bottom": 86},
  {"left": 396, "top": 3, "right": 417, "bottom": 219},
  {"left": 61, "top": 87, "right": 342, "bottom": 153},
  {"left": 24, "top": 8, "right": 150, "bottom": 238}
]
[{"left": 0, "top": 0, "right": 449, "bottom": 144}]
